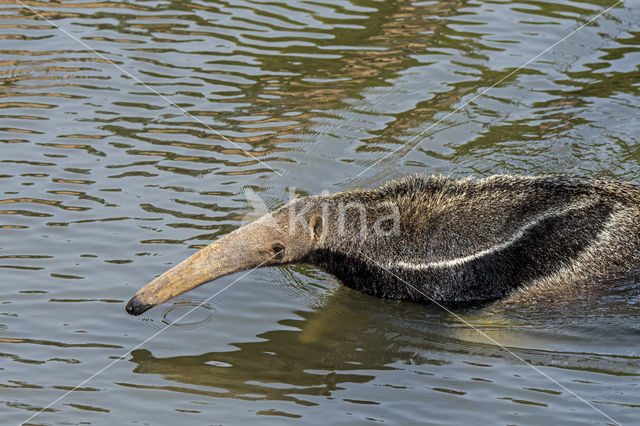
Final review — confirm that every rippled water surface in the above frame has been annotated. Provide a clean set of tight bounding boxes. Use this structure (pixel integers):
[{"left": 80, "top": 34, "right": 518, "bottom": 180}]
[{"left": 2, "top": 0, "right": 640, "bottom": 424}]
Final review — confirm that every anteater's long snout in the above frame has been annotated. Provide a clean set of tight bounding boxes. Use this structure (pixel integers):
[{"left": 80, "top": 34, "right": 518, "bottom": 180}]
[
  {"left": 126, "top": 222, "right": 270, "bottom": 316},
  {"left": 125, "top": 242, "right": 226, "bottom": 316}
]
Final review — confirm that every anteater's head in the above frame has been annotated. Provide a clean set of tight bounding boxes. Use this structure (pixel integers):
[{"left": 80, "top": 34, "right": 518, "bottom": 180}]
[{"left": 126, "top": 198, "right": 324, "bottom": 315}]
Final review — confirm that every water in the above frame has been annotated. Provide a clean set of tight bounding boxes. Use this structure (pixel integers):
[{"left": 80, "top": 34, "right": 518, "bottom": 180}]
[{"left": 1, "top": 0, "right": 640, "bottom": 424}]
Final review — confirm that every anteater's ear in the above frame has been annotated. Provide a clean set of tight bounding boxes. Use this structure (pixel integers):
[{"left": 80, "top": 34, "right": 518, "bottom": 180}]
[{"left": 309, "top": 215, "right": 323, "bottom": 240}]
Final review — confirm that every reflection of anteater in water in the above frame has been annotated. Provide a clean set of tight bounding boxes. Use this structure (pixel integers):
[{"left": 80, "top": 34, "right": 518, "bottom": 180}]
[{"left": 126, "top": 175, "right": 640, "bottom": 315}]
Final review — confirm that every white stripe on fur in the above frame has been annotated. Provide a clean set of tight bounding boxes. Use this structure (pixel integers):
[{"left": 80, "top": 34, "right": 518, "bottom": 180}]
[{"left": 391, "top": 199, "right": 596, "bottom": 271}]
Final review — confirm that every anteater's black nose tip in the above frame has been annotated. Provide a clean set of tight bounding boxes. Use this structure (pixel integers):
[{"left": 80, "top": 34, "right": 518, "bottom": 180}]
[{"left": 125, "top": 296, "right": 153, "bottom": 316}]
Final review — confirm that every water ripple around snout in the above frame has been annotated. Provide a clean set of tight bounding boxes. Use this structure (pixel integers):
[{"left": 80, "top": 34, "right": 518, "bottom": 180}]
[{"left": 138, "top": 299, "right": 226, "bottom": 331}]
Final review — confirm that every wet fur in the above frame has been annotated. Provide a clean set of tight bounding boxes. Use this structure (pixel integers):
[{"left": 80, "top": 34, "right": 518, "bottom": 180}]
[{"left": 298, "top": 175, "right": 640, "bottom": 304}]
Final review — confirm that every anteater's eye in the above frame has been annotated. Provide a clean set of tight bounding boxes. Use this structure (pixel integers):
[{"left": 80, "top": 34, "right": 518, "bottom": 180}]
[{"left": 271, "top": 243, "right": 284, "bottom": 258}]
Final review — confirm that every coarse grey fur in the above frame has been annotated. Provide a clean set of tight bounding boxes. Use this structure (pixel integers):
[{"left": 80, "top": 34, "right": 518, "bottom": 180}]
[
  {"left": 296, "top": 174, "right": 640, "bottom": 304},
  {"left": 126, "top": 174, "right": 640, "bottom": 315}
]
